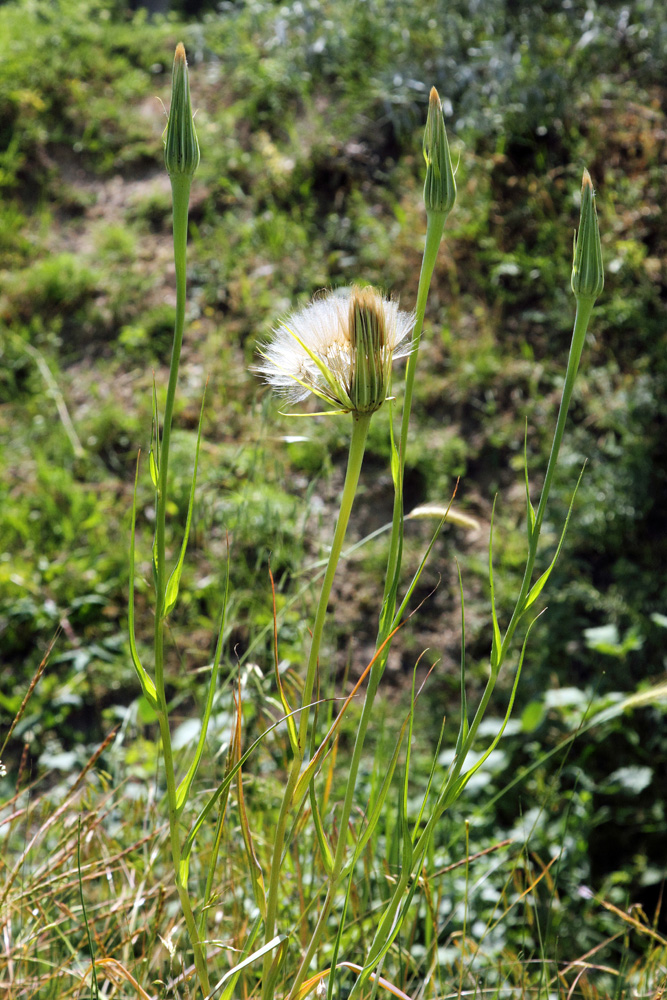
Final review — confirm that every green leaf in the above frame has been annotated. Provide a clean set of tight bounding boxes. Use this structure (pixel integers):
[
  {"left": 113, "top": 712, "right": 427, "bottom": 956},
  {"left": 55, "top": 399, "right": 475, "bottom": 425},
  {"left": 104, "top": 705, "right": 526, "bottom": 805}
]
[
  {"left": 524, "top": 420, "right": 535, "bottom": 539},
  {"left": 521, "top": 700, "right": 545, "bottom": 732},
  {"left": 454, "top": 560, "right": 469, "bottom": 757},
  {"left": 523, "top": 465, "right": 584, "bottom": 614},
  {"left": 149, "top": 448, "right": 158, "bottom": 488},
  {"left": 164, "top": 386, "right": 207, "bottom": 617},
  {"left": 310, "top": 783, "right": 334, "bottom": 876},
  {"left": 176, "top": 554, "right": 230, "bottom": 813},
  {"left": 450, "top": 616, "right": 539, "bottom": 799},
  {"left": 488, "top": 496, "right": 502, "bottom": 670},
  {"left": 212, "top": 934, "right": 287, "bottom": 1000},
  {"left": 128, "top": 453, "right": 157, "bottom": 708}
]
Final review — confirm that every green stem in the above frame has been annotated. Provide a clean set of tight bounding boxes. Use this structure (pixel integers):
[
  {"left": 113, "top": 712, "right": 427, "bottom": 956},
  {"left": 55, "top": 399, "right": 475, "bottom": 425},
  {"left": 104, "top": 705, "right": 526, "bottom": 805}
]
[
  {"left": 345, "top": 299, "right": 597, "bottom": 1000},
  {"left": 287, "top": 212, "right": 448, "bottom": 1000},
  {"left": 382, "top": 210, "right": 446, "bottom": 615},
  {"left": 437, "top": 299, "right": 595, "bottom": 812},
  {"left": 500, "top": 297, "right": 594, "bottom": 658},
  {"left": 153, "top": 174, "right": 211, "bottom": 998},
  {"left": 262, "top": 412, "right": 371, "bottom": 994}
]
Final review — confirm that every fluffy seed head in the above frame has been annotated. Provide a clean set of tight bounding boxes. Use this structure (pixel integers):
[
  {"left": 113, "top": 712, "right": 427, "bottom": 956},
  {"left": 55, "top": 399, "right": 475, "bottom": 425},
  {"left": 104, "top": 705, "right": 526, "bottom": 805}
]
[{"left": 255, "top": 286, "right": 415, "bottom": 415}]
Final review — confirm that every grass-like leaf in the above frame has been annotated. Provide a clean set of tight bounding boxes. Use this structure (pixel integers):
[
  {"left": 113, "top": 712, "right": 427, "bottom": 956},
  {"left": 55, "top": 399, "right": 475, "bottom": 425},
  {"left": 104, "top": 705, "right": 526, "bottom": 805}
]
[
  {"left": 164, "top": 384, "right": 207, "bottom": 617},
  {"left": 128, "top": 452, "right": 157, "bottom": 707},
  {"left": 522, "top": 464, "right": 585, "bottom": 616},
  {"left": 488, "top": 495, "right": 502, "bottom": 671},
  {"left": 175, "top": 544, "right": 230, "bottom": 813}
]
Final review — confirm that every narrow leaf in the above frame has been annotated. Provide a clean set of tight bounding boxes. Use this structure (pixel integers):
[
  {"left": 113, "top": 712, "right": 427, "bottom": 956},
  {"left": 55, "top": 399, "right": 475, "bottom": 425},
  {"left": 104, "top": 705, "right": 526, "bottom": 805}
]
[
  {"left": 488, "top": 496, "right": 502, "bottom": 670},
  {"left": 524, "top": 420, "right": 535, "bottom": 538},
  {"left": 233, "top": 681, "right": 267, "bottom": 918},
  {"left": 128, "top": 453, "right": 157, "bottom": 707},
  {"left": 309, "top": 783, "right": 334, "bottom": 876},
  {"left": 176, "top": 544, "right": 230, "bottom": 812},
  {"left": 164, "top": 385, "right": 207, "bottom": 617},
  {"left": 208, "top": 934, "right": 286, "bottom": 1000},
  {"left": 523, "top": 465, "right": 585, "bottom": 615},
  {"left": 454, "top": 558, "right": 468, "bottom": 757},
  {"left": 269, "top": 566, "right": 298, "bottom": 754},
  {"left": 149, "top": 448, "right": 159, "bottom": 488}
]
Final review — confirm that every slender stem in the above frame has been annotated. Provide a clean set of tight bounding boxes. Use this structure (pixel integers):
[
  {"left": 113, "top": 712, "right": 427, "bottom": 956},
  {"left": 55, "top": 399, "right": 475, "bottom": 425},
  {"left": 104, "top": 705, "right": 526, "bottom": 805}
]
[
  {"left": 152, "top": 173, "right": 212, "bottom": 998},
  {"left": 287, "top": 214, "right": 449, "bottom": 1000},
  {"left": 155, "top": 174, "right": 191, "bottom": 644},
  {"left": 500, "top": 297, "right": 594, "bottom": 658},
  {"left": 382, "top": 210, "right": 446, "bottom": 615},
  {"left": 262, "top": 412, "right": 371, "bottom": 994},
  {"left": 343, "top": 298, "right": 598, "bottom": 1000}
]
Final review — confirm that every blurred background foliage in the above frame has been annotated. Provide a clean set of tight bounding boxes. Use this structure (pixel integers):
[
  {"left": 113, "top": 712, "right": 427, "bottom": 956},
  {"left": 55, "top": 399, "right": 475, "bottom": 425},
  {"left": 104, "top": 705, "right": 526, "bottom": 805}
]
[{"left": 0, "top": 0, "right": 666, "bottom": 980}]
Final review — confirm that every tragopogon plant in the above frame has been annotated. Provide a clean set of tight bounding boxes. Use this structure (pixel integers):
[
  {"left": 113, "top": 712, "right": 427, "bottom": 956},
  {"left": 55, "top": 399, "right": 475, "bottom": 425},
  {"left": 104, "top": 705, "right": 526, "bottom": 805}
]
[{"left": 127, "top": 49, "right": 602, "bottom": 1000}]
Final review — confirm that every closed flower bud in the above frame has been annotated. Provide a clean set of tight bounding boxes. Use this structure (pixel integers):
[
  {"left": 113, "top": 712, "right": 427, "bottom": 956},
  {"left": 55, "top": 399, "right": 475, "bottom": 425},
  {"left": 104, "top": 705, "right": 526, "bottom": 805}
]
[
  {"left": 423, "top": 87, "right": 456, "bottom": 217},
  {"left": 571, "top": 168, "right": 604, "bottom": 303},
  {"left": 164, "top": 43, "right": 200, "bottom": 179}
]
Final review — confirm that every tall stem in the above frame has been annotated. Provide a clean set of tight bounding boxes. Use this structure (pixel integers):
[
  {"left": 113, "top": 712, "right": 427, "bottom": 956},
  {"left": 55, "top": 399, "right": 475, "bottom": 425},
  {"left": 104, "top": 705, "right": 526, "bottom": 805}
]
[
  {"left": 262, "top": 413, "right": 371, "bottom": 994},
  {"left": 153, "top": 174, "right": 211, "bottom": 998},
  {"left": 500, "top": 297, "right": 594, "bottom": 657},
  {"left": 287, "top": 214, "right": 448, "bottom": 1000},
  {"left": 382, "top": 210, "right": 446, "bottom": 615}
]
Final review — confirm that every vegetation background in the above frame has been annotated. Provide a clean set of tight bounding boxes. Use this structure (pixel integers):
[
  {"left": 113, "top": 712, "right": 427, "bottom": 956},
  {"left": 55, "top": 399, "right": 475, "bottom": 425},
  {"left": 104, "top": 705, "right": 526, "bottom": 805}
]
[{"left": 0, "top": 0, "right": 666, "bottom": 995}]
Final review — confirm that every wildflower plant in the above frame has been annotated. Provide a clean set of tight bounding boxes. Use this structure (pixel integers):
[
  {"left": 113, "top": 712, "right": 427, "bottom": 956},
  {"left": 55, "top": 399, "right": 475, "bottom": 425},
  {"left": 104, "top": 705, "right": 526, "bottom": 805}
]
[{"left": 126, "top": 45, "right": 603, "bottom": 1000}]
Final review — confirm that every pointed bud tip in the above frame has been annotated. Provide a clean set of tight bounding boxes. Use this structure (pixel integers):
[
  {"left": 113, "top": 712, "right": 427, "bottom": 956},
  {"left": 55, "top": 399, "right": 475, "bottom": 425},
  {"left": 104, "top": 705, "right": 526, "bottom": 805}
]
[
  {"left": 582, "top": 167, "right": 593, "bottom": 191},
  {"left": 174, "top": 42, "right": 186, "bottom": 64},
  {"left": 429, "top": 86, "right": 440, "bottom": 106}
]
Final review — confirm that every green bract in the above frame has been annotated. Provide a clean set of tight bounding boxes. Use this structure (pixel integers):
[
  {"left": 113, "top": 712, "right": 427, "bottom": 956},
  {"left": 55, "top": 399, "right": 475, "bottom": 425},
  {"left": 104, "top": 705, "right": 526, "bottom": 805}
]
[
  {"left": 423, "top": 86, "right": 456, "bottom": 217},
  {"left": 164, "top": 43, "right": 200, "bottom": 179},
  {"left": 571, "top": 168, "right": 604, "bottom": 303}
]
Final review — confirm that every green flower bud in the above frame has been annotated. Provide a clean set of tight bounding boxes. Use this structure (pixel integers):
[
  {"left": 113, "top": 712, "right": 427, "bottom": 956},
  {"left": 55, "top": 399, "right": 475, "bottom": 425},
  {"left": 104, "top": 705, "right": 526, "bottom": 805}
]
[
  {"left": 164, "top": 43, "right": 200, "bottom": 179},
  {"left": 571, "top": 168, "right": 604, "bottom": 303},
  {"left": 349, "top": 287, "right": 389, "bottom": 414},
  {"left": 423, "top": 86, "right": 456, "bottom": 217}
]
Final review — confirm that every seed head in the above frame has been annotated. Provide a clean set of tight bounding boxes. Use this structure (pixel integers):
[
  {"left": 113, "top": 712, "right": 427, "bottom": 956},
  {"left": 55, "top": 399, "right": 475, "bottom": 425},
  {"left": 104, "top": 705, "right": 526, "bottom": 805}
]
[
  {"left": 164, "top": 43, "right": 200, "bottom": 178},
  {"left": 423, "top": 87, "right": 456, "bottom": 217},
  {"left": 571, "top": 169, "right": 604, "bottom": 304},
  {"left": 255, "top": 286, "right": 415, "bottom": 415}
]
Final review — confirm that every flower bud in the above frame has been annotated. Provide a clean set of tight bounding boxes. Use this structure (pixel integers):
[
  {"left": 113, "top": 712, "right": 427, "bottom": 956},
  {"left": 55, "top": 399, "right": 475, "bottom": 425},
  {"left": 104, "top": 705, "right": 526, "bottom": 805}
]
[
  {"left": 349, "top": 287, "right": 388, "bottom": 413},
  {"left": 571, "top": 168, "right": 604, "bottom": 303},
  {"left": 164, "top": 43, "right": 200, "bottom": 179},
  {"left": 423, "top": 87, "right": 456, "bottom": 217}
]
